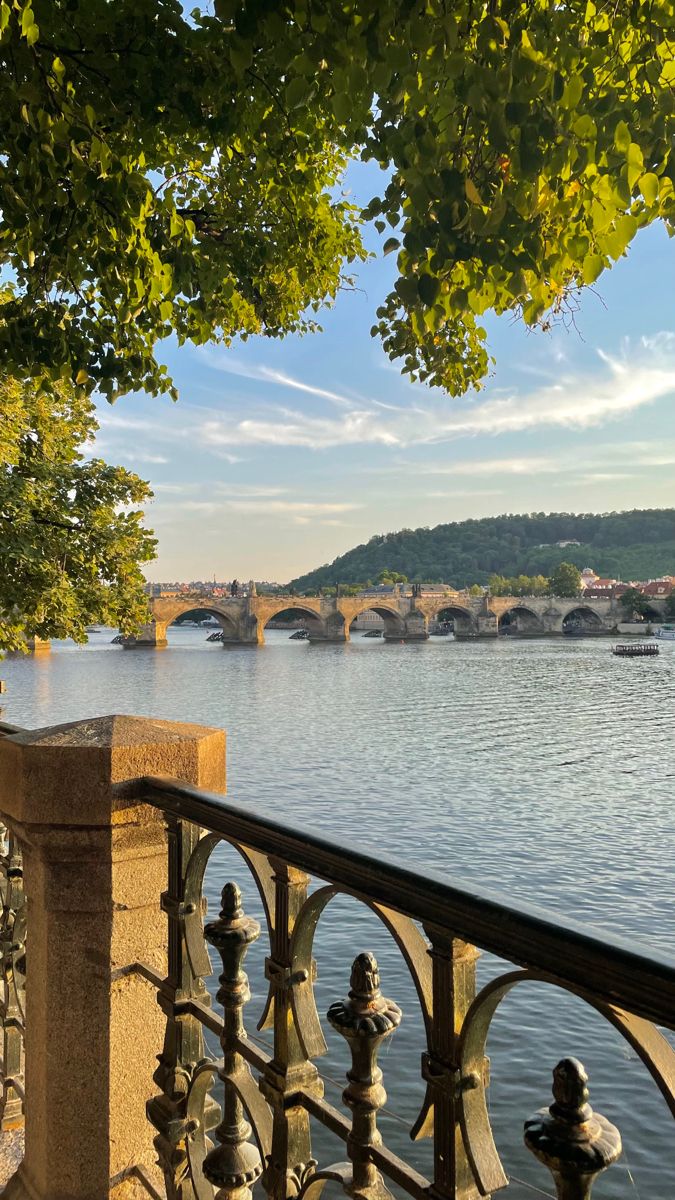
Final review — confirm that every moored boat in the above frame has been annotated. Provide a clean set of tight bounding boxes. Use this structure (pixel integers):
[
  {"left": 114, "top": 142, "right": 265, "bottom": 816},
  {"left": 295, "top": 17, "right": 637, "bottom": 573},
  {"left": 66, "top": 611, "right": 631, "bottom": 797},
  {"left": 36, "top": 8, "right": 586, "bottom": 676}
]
[
  {"left": 655, "top": 624, "right": 675, "bottom": 641},
  {"left": 612, "top": 643, "right": 659, "bottom": 657}
]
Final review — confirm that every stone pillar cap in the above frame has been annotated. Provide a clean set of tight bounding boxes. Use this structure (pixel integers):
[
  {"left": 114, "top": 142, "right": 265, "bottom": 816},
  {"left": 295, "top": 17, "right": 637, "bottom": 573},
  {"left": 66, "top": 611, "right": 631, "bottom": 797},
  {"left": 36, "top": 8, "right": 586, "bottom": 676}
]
[{"left": 0, "top": 714, "right": 225, "bottom": 828}]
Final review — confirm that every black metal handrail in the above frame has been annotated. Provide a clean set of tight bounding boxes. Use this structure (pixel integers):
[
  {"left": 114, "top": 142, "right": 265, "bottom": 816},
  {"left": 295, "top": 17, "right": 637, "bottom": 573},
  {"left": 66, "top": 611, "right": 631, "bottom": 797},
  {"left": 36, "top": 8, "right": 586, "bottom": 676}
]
[
  {"left": 137, "top": 772, "right": 675, "bottom": 1200},
  {"left": 139, "top": 775, "right": 675, "bottom": 1030},
  {"left": 0, "top": 723, "right": 22, "bottom": 737}
]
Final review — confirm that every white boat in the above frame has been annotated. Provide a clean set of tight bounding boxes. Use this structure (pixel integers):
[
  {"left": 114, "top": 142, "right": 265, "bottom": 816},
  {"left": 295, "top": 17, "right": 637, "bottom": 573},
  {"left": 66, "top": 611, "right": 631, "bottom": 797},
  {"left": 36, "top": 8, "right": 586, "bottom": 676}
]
[{"left": 655, "top": 624, "right": 675, "bottom": 640}]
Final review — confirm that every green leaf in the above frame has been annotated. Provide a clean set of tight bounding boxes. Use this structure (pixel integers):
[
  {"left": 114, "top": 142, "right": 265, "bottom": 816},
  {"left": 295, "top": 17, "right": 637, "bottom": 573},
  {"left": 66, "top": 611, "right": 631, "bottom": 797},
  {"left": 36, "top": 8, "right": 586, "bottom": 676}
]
[
  {"left": 626, "top": 143, "right": 644, "bottom": 191},
  {"left": 331, "top": 91, "right": 352, "bottom": 123},
  {"left": 573, "top": 115, "right": 596, "bottom": 141},
  {"left": 286, "top": 76, "right": 311, "bottom": 109},
  {"left": 20, "top": 5, "right": 34, "bottom": 36},
  {"left": 562, "top": 75, "right": 583, "bottom": 110},
  {"left": 382, "top": 237, "right": 400, "bottom": 255},
  {"left": 417, "top": 274, "right": 440, "bottom": 305},
  {"left": 614, "top": 120, "right": 631, "bottom": 153},
  {"left": 582, "top": 253, "right": 604, "bottom": 284},
  {"left": 229, "top": 40, "right": 252, "bottom": 73},
  {"left": 639, "top": 172, "right": 659, "bottom": 206},
  {"left": 604, "top": 213, "right": 637, "bottom": 260},
  {"left": 465, "top": 178, "right": 484, "bottom": 206}
]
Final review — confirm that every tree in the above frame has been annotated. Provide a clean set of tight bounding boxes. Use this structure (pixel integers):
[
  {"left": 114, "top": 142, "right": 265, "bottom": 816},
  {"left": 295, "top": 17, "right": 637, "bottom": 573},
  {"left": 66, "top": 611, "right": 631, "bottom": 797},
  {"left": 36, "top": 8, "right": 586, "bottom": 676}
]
[
  {"left": 548, "top": 562, "right": 582, "bottom": 598},
  {"left": 376, "top": 569, "right": 407, "bottom": 584},
  {"left": 665, "top": 592, "right": 675, "bottom": 620},
  {"left": 619, "top": 587, "right": 651, "bottom": 619},
  {"left": 468, "top": 583, "right": 483, "bottom": 597},
  {"left": 2, "top": 2, "right": 675, "bottom": 401},
  {"left": 488, "top": 574, "right": 510, "bottom": 596},
  {"left": 0, "top": 377, "right": 155, "bottom": 653}
]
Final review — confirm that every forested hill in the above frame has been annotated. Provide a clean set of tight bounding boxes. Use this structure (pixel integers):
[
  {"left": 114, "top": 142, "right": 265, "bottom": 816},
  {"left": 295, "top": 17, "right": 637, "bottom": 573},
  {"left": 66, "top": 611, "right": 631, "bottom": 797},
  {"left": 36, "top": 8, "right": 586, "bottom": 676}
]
[{"left": 290, "top": 510, "right": 675, "bottom": 591}]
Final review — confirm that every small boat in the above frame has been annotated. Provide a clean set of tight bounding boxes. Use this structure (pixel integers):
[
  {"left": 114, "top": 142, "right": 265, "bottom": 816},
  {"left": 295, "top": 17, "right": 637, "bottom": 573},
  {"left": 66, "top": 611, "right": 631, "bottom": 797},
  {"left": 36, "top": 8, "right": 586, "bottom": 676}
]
[
  {"left": 612, "top": 643, "right": 659, "bottom": 657},
  {"left": 289, "top": 629, "right": 309, "bottom": 640},
  {"left": 206, "top": 631, "right": 224, "bottom": 642},
  {"left": 363, "top": 629, "right": 383, "bottom": 638},
  {"left": 655, "top": 624, "right": 675, "bottom": 641}
]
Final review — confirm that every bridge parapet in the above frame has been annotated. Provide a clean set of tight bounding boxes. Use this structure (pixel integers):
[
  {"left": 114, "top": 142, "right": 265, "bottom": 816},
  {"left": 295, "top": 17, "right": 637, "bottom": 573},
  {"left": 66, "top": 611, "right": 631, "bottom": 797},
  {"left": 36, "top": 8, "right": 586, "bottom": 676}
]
[{"left": 128, "top": 591, "right": 646, "bottom": 647}]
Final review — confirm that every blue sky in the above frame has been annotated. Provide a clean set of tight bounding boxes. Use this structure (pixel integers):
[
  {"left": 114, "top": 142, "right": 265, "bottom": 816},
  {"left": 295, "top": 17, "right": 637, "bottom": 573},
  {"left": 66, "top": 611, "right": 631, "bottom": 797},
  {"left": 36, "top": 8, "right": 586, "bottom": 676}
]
[{"left": 92, "top": 163, "right": 675, "bottom": 582}]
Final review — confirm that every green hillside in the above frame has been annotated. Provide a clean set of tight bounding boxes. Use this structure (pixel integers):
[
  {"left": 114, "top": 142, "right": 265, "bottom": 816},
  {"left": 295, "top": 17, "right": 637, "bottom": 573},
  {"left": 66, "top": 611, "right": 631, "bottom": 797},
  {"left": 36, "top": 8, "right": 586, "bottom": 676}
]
[{"left": 290, "top": 510, "right": 675, "bottom": 591}]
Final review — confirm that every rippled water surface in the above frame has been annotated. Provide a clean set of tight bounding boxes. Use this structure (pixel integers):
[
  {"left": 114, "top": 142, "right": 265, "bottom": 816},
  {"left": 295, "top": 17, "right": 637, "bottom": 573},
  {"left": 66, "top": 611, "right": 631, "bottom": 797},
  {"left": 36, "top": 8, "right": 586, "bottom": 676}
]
[{"left": 2, "top": 629, "right": 674, "bottom": 1198}]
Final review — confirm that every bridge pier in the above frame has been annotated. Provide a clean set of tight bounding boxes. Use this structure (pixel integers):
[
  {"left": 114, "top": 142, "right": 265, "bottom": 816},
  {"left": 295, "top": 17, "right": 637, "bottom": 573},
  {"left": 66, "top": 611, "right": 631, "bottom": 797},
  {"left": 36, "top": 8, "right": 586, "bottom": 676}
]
[
  {"left": 308, "top": 613, "right": 349, "bottom": 643},
  {"left": 122, "top": 621, "right": 167, "bottom": 649},
  {"left": 401, "top": 612, "right": 429, "bottom": 641},
  {"left": 477, "top": 614, "right": 498, "bottom": 638}
]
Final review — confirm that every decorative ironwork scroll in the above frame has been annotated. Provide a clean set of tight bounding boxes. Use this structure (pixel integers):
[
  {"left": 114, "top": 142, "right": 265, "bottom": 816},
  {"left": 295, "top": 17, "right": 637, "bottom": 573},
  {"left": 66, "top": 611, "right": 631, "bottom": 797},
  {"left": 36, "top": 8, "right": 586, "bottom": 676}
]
[
  {"left": 148, "top": 817, "right": 220, "bottom": 1199},
  {"left": 0, "top": 820, "right": 25, "bottom": 1130}
]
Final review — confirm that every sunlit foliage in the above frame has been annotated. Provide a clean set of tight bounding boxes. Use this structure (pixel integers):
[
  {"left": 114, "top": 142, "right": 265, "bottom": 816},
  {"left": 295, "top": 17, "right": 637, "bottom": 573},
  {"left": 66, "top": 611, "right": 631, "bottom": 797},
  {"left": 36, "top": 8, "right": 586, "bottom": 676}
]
[{"left": 1, "top": 1, "right": 674, "bottom": 399}]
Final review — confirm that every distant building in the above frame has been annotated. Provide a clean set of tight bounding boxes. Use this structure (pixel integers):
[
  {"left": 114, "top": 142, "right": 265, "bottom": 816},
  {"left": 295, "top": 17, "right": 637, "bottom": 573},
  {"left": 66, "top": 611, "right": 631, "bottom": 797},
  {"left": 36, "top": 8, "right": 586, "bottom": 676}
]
[
  {"left": 356, "top": 584, "right": 397, "bottom": 597},
  {"left": 403, "top": 583, "right": 457, "bottom": 595},
  {"left": 582, "top": 581, "right": 629, "bottom": 599},
  {"left": 351, "top": 610, "right": 385, "bottom": 630},
  {"left": 641, "top": 580, "right": 673, "bottom": 597},
  {"left": 556, "top": 539, "right": 580, "bottom": 548}
]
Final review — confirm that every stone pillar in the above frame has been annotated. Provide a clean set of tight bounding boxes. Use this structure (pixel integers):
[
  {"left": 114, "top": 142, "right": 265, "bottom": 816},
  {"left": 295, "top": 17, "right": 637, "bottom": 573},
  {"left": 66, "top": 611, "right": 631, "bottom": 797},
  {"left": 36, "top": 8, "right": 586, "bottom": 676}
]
[
  {"left": 403, "top": 612, "right": 429, "bottom": 641},
  {"left": 307, "top": 610, "right": 348, "bottom": 643},
  {"left": 0, "top": 714, "right": 226, "bottom": 1200},
  {"left": 476, "top": 614, "right": 498, "bottom": 637},
  {"left": 122, "top": 620, "right": 167, "bottom": 648},
  {"left": 25, "top": 637, "right": 51, "bottom": 655}
]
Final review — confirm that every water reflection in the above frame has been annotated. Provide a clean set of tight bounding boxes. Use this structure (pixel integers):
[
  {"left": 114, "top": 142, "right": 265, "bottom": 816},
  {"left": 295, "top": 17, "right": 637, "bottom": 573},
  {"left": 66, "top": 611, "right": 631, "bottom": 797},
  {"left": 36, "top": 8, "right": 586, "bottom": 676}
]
[{"left": 2, "top": 628, "right": 674, "bottom": 1195}]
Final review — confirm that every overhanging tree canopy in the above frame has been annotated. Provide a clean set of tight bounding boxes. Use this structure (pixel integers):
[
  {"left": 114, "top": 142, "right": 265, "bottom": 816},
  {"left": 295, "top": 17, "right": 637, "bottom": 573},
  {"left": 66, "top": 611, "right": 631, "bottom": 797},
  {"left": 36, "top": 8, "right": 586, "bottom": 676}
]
[{"left": 2, "top": 0, "right": 674, "bottom": 400}]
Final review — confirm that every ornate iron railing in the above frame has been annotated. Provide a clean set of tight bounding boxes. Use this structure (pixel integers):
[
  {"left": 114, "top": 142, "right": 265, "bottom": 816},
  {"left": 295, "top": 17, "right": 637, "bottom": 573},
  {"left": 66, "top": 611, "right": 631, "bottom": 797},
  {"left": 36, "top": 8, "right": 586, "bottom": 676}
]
[
  {"left": 133, "top": 775, "right": 675, "bottom": 1200},
  {"left": 0, "top": 721, "right": 25, "bottom": 1130}
]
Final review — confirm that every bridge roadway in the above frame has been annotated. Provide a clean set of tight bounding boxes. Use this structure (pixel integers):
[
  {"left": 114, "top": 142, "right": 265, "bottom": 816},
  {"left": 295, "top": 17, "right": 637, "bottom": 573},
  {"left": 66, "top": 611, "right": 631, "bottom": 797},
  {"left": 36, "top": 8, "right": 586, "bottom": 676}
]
[{"left": 122, "top": 591, "right": 664, "bottom": 647}]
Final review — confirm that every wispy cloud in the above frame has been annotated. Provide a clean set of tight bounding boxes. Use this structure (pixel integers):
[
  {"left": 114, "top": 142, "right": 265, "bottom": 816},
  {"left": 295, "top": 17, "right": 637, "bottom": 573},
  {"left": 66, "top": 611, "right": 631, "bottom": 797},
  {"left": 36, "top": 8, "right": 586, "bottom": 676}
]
[
  {"left": 123, "top": 452, "right": 170, "bottom": 465},
  {"left": 426, "top": 488, "right": 504, "bottom": 498},
  {"left": 420, "top": 456, "right": 560, "bottom": 478},
  {"left": 166, "top": 498, "right": 360, "bottom": 519},
  {"left": 193, "top": 334, "right": 675, "bottom": 452},
  {"left": 199, "top": 352, "right": 359, "bottom": 408},
  {"left": 223, "top": 500, "right": 360, "bottom": 515},
  {"left": 577, "top": 472, "right": 637, "bottom": 484},
  {"left": 410, "top": 443, "right": 675, "bottom": 485}
]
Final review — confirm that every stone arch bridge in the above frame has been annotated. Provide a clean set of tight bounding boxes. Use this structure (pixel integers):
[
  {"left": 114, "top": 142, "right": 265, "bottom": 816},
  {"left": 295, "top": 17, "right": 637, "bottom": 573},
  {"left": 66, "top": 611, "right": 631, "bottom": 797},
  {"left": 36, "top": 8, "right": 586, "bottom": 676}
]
[{"left": 122, "top": 592, "right": 656, "bottom": 647}]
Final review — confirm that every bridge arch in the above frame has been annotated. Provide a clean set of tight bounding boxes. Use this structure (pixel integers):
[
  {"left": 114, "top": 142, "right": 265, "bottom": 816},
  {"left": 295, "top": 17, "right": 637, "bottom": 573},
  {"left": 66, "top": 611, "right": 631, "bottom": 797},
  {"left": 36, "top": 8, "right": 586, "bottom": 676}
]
[
  {"left": 348, "top": 603, "right": 407, "bottom": 641},
  {"left": 431, "top": 604, "right": 477, "bottom": 638},
  {"left": 165, "top": 604, "right": 239, "bottom": 644},
  {"left": 257, "top": 604, "right": 328, "bottom": 644},
  {"left": 497, "top": 605, "right": 545, "bottom": 637},
  {"left": 561, "top": 605, "right": 605, "bottom": 635}
]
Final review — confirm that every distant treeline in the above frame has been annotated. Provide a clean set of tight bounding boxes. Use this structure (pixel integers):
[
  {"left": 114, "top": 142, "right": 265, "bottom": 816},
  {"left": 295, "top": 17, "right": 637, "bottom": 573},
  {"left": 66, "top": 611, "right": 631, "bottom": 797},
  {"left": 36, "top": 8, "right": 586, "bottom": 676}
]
[{"left": 289, "top": 510, "right": 675, "bottom": 591}]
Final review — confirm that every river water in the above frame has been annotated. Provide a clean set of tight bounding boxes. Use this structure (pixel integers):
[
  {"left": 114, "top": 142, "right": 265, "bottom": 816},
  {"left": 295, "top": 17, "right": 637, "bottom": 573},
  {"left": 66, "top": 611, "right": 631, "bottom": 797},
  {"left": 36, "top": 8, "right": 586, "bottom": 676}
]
[{"left": 2, "top": 628, "right": 674, "bottom": 1198}]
